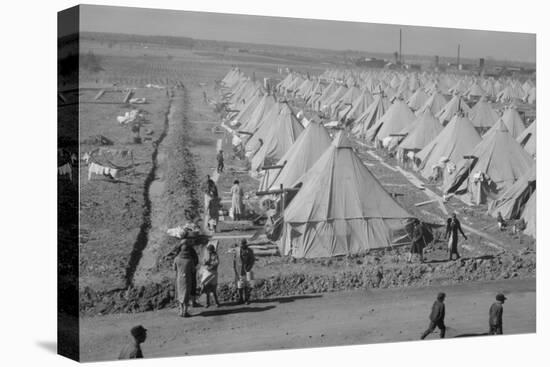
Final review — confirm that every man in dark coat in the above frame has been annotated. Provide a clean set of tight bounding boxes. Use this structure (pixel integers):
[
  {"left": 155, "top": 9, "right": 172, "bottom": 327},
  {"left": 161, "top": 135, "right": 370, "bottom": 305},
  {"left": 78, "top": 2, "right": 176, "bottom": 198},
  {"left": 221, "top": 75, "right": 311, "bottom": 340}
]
[
  {"left": 421, "top": 292, "right": 446, "bottom": 339},
  {"left": 489, "top": 293, "right": 506, "bottom": 335},
  {"left": 445, "top": 213, "right": 467, "bottom": 260},
  {"left": 118, "top": 325, "right": 147, "bottom": 359}
]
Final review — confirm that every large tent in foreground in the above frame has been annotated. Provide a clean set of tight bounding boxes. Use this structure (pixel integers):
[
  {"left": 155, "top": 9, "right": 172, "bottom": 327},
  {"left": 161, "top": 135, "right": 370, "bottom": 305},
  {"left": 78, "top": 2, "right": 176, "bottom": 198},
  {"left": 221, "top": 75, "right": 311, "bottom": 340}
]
[{"left": 280, "top": 132, "right": 412, "bottom": 258}]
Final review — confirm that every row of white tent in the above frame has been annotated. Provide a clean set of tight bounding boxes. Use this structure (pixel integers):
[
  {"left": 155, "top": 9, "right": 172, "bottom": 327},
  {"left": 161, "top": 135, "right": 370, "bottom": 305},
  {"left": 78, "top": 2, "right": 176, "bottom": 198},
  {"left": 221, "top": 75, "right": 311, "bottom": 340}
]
[{"left": 218, "top": 67, "right": 535, "bottom": 258}]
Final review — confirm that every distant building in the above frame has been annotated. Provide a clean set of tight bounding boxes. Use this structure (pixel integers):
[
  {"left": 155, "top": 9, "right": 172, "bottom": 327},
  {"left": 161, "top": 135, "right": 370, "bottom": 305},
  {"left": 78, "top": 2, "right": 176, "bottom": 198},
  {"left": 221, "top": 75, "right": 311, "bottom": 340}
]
[{"left": 356, "top": 57, "right": 387, "bottom": 68}]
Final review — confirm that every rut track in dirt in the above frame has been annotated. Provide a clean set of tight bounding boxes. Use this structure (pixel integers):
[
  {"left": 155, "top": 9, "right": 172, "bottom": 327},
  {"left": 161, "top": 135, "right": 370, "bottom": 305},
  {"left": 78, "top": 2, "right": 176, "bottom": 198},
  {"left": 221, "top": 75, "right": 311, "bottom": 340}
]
[{"left": 124, "top": 89, "right": 174, "bottom": 287}]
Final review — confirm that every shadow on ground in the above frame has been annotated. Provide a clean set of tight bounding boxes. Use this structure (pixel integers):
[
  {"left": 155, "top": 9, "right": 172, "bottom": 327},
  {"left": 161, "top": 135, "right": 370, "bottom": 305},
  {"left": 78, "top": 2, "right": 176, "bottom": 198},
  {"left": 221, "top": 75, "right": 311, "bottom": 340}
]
[
  {"left": 199, "top": 305, "right": 275, "bottom": 317},
  {"left": 252, "top": 294, "right": 323, "bottom": 304},
  {"left": 455, "top": 332, "right": 490, "bottom": 338}
]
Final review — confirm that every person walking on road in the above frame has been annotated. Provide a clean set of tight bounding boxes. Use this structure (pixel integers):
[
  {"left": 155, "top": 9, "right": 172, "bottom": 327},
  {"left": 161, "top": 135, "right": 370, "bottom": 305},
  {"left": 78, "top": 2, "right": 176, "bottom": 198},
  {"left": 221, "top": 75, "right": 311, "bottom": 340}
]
[
  {"left": 445, "top": 213, "right": 467, "bottom": 261},
  {"left": 489, "top": 293, "right": 506, "bottom": 335},
  {"left": 420, "top": 292, "right": 446, "bottom": 339},
  {"left": 217, "top": 150, "right": 224, "bottom": 173},
  {"left": 233, "top": 239, "right": 255, "bottom": 305},
  {"left": 118, "top": 325, "right": 147, "bottom": 359},
  {"left": 173, "top": 239, "right": 199, "bottom": 318},
  {"left": 231, "top": 180, "right": 244, "bottom": 221}
]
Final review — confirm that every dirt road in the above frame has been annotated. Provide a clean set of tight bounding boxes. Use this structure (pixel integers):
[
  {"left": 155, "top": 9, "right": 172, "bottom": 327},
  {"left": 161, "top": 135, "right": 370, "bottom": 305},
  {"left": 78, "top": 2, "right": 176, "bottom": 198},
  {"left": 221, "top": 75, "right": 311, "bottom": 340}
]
[{"left": 80, "top": 278, "right": 535, "bottom": 362}]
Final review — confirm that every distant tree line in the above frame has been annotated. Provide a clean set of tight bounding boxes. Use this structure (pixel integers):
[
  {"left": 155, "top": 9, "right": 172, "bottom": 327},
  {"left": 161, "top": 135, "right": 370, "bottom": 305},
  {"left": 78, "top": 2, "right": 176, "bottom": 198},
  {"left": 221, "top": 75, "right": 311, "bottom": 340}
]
[{"left": 81, "top": 32, "right": 196, "bottom": 49}]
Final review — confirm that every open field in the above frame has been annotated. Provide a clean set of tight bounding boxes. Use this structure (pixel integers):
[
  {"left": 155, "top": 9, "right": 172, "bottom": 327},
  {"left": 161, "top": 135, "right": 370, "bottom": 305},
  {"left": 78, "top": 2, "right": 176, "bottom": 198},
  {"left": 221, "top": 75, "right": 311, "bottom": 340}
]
[{"left": 73, "top": 36, "right": 535, "bottom": 359}]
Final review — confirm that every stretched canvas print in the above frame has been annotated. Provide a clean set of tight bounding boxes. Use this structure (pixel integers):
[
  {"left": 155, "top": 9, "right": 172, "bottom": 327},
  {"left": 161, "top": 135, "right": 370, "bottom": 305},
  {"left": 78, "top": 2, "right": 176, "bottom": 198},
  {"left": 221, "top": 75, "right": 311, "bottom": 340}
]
[{"left": 58, "top": 4, "right": 536, "bottom": 362}]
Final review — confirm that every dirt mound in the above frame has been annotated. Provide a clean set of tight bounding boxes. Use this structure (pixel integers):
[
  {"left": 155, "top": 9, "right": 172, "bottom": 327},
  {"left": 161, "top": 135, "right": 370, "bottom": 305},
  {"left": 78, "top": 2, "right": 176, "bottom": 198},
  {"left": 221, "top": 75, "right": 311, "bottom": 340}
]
[{"left": 79, "top": 250, "right": 535, "bottom": 316}]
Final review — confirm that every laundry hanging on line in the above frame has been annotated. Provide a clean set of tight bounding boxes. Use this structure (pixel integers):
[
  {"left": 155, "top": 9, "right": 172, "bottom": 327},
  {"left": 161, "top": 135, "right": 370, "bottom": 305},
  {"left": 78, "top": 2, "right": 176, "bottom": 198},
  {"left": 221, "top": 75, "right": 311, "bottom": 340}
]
[
  {"left": 58, "top": 163, "right": 73, "bottom": 181},
  {"left": 88, "top": 162, "right": 118, "bottom": 180}
]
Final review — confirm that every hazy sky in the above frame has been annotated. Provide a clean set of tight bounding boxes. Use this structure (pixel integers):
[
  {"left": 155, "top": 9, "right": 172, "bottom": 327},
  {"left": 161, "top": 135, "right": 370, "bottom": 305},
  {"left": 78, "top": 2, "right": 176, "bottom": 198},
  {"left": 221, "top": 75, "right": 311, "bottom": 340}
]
[{"left": 77, "top": 4, "right": 535, "bottom": 63}]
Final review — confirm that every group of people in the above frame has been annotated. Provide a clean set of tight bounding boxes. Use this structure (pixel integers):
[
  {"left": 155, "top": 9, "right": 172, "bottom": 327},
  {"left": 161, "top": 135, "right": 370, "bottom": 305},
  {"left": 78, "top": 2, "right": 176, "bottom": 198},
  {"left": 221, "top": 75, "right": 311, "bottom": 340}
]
[
  {"left": 408, "top": 213, "right": 468, "bottom": 263},
  {"left": 172, "top": 236, "right": 256, "bottom": 319},
  {"left": 420, "top": 292, "right": 507, "bottom": 340}
]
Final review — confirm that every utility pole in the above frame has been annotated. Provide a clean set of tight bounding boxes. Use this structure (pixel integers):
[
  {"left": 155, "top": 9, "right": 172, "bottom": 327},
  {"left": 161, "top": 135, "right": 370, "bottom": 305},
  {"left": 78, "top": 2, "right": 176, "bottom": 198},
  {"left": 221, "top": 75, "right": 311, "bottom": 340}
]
[
  {"left": 399, "top": 28, "right": 403, "bottom": 65},
  {"left": 457, "top": 44, "right": 461, "bottom": 70}
]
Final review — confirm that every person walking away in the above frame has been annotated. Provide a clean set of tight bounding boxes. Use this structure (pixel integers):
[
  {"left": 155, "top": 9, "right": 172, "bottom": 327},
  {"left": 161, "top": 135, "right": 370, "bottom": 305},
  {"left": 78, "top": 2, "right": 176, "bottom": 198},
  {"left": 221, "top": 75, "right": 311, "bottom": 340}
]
[
  {"left": 118, "top": 325, "right": 147, "bottom": 359},
  {"left": 445, "top": 213, "right": 467, "bottom": 260},
  {"left": 421, "top": 292, "right": 446, "bottom": 339},
  {"left": 199, "top": 244, "right": 220, "bottom": 307},
  {"left": 231, "top": 180, "right": 244, "bottom": 221},
  {"left": 217, "top": 150, "right": 224, "bottom": 173},
  {"left": 233, "top": 239, "right": 255, "bottom": 304},
  {"left": 173, "top": 238, "right": 199, "bottom": 317},
  {"left": 489, "top": 293, "right": 506, "bottom": 335},
  {"left": 408, "top": 219, "right": 425, "bottom": 263}
]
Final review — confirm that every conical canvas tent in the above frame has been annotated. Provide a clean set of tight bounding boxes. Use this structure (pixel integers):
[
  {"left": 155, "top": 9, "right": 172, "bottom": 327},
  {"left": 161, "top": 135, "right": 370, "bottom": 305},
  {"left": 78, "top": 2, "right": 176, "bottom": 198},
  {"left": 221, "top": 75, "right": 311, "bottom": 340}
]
[
  {"left": 365, "top": 99, "right": 416, "bottom": 144},
  {"left": 230, "top": 91, "right": 263, "bottom": 127},
  {"left": 407, "top": 89, "right": 429, "bottom": 111},
  {"left": 310, "top": 81, "right": 337, "bottom": 110},
  {"left": 330, "top": 85, "right": 361, "bottom": 119},
  {"left": 321, "top": 85, "right": 348, "bottom": 112},
  {"left": 443, "top": 120, "right": 534, "bottom": 204},
  {"left": 250, "top": 104, "right": 304, "bottom": 172},
  {"left": 517, "top": 120, "right": 536, "bottom": 156},
  {"left": 436, "top": 94, "right": 472, "bottom": 124},
  {"left": 239, "top": 94, "right": 277, "bottom": 134},
  {"left": 496, "top": 107, "right": 526, "bottom": 139},
  {"left": 466, "top": 82, "right": 486, "bottom": 98},
  {"left": 398, "top": 109, "right": 443, "bottom": 153},
  {"left": 351, "top": 95, "right": 389, "bottom": 139},
  {"left": 522, "top": 191, "right": 536, "bottom": 238},
  {"left": 488, "top": 165, "right": 535, "bottom": 220},
  {"left": 416, "top": 113, "right": 481, "bottom": 180},
  {"left": 341, "top": 89, "right": 375, "bottom": 122},
  {"left": 259, "top": 121, "right": 332, "bottom": 191},
  {"left": 416, "top": 91, "right": 447, "bottom": 117},
  {"left": 468, "top": 97, "right": 500, "bottom": 130},
  {"left": 244, "top": 101, "right": 283, "bottom": 152},
  {"left": 280, "top": 132, "right": 412, "bottom": 258}
]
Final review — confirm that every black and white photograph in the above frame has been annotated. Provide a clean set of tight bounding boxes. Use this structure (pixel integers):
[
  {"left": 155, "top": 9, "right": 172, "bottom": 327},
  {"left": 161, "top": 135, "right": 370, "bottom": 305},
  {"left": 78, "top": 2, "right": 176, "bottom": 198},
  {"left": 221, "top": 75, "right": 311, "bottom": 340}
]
[{"left": 54, "top": 1, "right": 540, "bottom": 364}]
